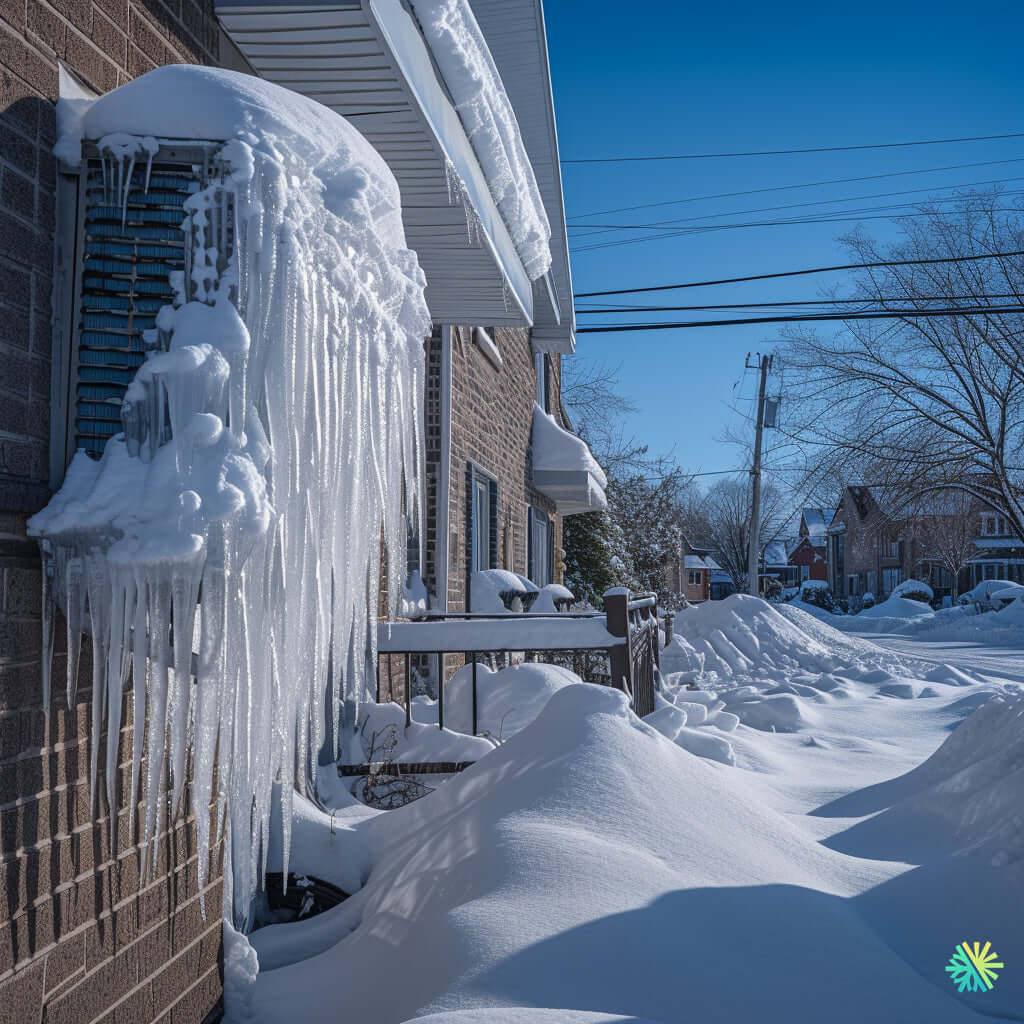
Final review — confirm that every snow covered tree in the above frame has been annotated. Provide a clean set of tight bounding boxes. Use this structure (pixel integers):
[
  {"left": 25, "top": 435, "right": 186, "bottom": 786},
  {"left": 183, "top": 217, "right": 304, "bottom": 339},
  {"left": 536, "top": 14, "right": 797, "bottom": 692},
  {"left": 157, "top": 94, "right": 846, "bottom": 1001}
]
[
  {"left": 562, "top": 508, "right": 635, "bottom": 607},
  {"left": 783, "top": 192, "right": 1024, "bottom": 541}
]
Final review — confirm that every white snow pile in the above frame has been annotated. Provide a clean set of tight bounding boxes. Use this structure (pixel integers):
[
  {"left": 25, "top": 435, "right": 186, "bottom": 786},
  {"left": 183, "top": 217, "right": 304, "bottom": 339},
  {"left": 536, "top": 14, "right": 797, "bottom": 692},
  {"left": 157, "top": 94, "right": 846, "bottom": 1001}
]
[
  {"left": 469, "top": 569, "right": 538, "bottom": 613},
  {"left": 228, "top": 684, "right": 1015, "bottom": 1024},
  {"left": 911, "top": 595, "right": 1024, "bottom": 646},
  {"left": 440, "top": 660, "right": 581, "bottom": 740},
  {"left": 890, "top": 578, "right": 934, "bottom": 601},
  {"left": 31, "top": 65, "right": 430, "bottom": 925},
  {"left": 408, "top": 0, "right": 552, "bottom": 279},
  {"left": 656, "top": 596, "right": 981, "bottom": 750}
]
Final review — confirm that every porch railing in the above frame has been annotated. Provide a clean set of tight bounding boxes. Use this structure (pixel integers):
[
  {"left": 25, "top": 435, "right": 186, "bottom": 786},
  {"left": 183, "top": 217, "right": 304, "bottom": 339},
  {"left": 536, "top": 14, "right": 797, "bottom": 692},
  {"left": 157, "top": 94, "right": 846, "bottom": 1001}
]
[{"left": 375, "top": 588, "right": 667, "bottom": 733}]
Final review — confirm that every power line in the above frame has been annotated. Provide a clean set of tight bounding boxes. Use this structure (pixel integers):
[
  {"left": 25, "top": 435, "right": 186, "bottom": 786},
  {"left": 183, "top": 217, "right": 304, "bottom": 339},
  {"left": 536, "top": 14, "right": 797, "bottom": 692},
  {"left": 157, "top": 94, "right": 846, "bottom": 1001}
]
[
  {"left": 576, "top": 294, "right": 1024, "bottom": 314},
  {"left": 576, "top": 305, "right": 1024, "bottom": 333},
  {"left": 562, "top": 130, "right": 1024, "bottom": 164},
  {"left": 571, "top": 203, "right": 1024, "bottom": 254},
  {"left": 567, "top": 175, "right": 1024, "bottom": 236},
  {"left": 565, "top": 157, "right": 1024, "bottom": 220},
  {"left": 573, "top": 250, "right": 1024, "bottom": 298}
]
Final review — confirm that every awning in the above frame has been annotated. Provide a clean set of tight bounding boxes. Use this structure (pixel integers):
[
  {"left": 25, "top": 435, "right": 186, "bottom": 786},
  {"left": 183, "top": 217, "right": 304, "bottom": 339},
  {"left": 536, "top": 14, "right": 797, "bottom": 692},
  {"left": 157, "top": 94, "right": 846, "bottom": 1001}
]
[
  {"left": 530, "top": 405, "right": 607, "bottom": 515},
  {"left": 216, "top": 0, "right": 536, "bottom": 326}
]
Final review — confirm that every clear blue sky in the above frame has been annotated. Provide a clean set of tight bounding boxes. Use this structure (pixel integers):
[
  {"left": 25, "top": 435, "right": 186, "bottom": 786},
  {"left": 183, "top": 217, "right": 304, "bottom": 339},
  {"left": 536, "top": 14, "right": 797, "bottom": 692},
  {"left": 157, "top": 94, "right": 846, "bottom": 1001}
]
[{"left": 544, "top": 0, "right": 1024, "bottom": 479}]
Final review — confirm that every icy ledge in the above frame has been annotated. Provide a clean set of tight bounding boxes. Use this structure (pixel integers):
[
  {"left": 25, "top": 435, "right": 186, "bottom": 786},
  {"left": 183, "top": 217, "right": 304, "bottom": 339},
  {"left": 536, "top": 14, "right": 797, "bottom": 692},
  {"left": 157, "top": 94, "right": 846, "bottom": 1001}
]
[{"left": 32, "top": 65, "right": 430, "bottom": 927}]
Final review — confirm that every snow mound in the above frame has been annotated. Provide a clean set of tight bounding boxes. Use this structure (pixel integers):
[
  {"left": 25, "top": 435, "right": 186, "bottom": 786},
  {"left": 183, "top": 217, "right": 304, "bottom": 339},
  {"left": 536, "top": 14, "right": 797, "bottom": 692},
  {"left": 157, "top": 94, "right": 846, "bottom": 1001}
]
[
  {"left": 443, "top": 661, "right": 581, "bottom": 739},
  {"left": 239, "top": 684, "right": 996, "bottom": 1024},
  {"left": 857, "top": 596, "right": 932, "bottom": 620},
  {"left": 405, "top": 1012, "right": 662, "bottom": 1024},
  {"left": 356, "top": 701, "right": 495, "bottom": 763}
]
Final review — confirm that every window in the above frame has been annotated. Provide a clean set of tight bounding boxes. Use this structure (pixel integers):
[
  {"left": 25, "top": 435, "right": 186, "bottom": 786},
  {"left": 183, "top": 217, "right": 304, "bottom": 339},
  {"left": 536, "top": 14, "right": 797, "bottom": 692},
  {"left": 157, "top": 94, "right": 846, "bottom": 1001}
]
[
  {"left": 473, "top": 476, "right": 491, "bottom": 572},
  {"left": 54, "top": 141, "right": 222, "bottom": 473},
  {"left": 884, "top": 539, "right": 901, "bottom": 559},
  {"left": 881, "top": 567, "right": 903, "bottom": 593},
  {"left": 535, "top": 351, "right": 548, "bottom": 412},
  {"left": 866, "top": 570, "right": 876, "bottom": 595},
  {"left": 847, "top": 574, "right": 859, "bottom": 596},
  {"left": 465, "top": 464, "right": 498, "bottom": 585},
  {"left": 800, "top": 564, "right": 810, "bottom": 581},
  {"left": 528, "top": 507, "right": 553, "bottom": 585},
  {"left": 687, "top": 569, "right": 702, "bottom": 587}
]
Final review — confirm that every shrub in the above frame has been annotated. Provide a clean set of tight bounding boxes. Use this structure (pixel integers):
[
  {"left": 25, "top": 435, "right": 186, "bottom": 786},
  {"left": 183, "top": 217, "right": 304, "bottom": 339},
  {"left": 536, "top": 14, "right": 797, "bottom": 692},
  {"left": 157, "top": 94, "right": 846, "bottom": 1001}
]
[
  {"left": 861, "top": 592, "right": 875, "bottom": 609},
  {"left": 890, "top": 578, "right": 933, "bottom": 604},
  {"left": 799, "top": 580, "right": 836, "bottom": 612}
]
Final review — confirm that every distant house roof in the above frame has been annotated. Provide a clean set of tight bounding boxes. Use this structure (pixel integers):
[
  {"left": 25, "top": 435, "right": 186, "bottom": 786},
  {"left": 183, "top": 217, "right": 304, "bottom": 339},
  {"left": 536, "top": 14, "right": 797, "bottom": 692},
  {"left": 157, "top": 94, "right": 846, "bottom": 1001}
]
[
  {"left": 762, "top": 540, "right": 792, "bottom": 567},
  {"left": 683, "top": 554, "right": 709, "bottom": 570},
  {"left": 800, "top": 508, "right": 835, "bottom": 542}
]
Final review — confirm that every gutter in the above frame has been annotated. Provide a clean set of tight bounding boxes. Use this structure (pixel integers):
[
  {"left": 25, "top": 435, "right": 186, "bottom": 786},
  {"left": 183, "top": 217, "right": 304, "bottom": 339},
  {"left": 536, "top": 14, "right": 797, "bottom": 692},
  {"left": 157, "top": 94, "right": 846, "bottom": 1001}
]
[{"left": 435, "top": 325, "right": 453, "bottom": 612}]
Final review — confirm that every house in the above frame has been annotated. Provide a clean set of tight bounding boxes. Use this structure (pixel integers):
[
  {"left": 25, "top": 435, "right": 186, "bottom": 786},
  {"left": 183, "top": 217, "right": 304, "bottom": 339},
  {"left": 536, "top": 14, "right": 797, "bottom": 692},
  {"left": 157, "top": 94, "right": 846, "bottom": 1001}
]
[
  {"left": 827, "top": 486, "right": 916, "bottom": 600},
  {"left": 0, "top": 2, "right": 592, "bottom": 1020},
  {"left": 787, "top": 508, "right": 833, "bottom": 582},
  {"left": 666, "top": 536, "right": 724, "bottom": 603},
  {"left": 825, "top": 486, "right": 1024, "bottom": 601},
  {"left": 761, "top": 538, "right": 799, "bottom": 590}
]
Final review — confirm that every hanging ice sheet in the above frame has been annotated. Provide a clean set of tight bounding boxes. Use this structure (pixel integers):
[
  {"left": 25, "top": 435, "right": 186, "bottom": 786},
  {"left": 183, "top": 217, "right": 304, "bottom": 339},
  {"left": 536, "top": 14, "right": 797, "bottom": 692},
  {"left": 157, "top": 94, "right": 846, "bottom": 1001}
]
[{"left": 32, "top": 65, "right": 430, "bottom": 927}]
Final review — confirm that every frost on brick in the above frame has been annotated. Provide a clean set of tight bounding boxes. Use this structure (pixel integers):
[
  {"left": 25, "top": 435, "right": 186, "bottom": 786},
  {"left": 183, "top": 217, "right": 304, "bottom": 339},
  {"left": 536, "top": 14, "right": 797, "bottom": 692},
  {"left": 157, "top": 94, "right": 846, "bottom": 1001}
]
[{"left": 31, "top": 65, "right": 430, "bottom": 927}]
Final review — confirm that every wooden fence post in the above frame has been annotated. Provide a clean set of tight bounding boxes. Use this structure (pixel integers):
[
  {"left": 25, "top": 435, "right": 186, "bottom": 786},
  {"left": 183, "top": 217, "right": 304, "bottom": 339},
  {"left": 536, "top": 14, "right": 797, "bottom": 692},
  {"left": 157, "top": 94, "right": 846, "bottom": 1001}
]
[
  {"left": 664, "top": 613, "right": 674, "bottom": 649},
  {"left": 603, "top": 588, "right": 632, "bottom": 698}
]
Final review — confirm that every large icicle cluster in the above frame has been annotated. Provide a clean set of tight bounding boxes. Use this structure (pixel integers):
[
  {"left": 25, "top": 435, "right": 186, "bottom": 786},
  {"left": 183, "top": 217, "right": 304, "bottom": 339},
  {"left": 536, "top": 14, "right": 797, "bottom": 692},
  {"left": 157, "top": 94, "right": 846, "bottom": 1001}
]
[
  {"left": 409, "top": 0, "right": 552, "bottom": 280},
  {"left": 33, "top": 65, "right": 430, "bottom": 926}
]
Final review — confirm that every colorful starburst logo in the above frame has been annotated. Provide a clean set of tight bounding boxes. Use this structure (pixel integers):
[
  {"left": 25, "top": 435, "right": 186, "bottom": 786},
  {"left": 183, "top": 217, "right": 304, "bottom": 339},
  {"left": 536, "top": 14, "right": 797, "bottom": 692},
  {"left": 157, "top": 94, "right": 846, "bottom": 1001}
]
[{"left": 946, "top": 941, "right": 1004, "bottom": 993}]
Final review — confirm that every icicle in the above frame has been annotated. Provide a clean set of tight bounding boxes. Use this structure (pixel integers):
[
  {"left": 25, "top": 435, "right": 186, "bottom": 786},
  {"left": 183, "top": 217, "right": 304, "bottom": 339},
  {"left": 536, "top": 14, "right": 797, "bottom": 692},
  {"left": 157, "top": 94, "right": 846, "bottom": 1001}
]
[{"left": 29, "top": 89, "right": 431, "bottom": 929}]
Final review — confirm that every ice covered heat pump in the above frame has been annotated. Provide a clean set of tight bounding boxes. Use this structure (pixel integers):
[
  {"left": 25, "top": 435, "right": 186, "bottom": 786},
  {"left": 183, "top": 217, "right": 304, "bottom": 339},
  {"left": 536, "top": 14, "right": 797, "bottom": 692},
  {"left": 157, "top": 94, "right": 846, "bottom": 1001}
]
[{"left": 32, "top": 65, "right": 431, "bottom": 929}]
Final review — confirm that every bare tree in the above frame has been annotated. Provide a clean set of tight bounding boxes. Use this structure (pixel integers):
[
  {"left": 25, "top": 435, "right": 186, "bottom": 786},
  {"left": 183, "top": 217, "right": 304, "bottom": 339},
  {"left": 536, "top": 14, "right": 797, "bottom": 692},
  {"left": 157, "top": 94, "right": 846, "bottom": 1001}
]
[
  {"left": 782, "top": 192, "right": 1024, "bottom": 540},
  {"left": 702, "top": 476, "right": 790, "bottom": 591},
  {"left": 907, "top": 491, "right": 977, "bottom": 599}
]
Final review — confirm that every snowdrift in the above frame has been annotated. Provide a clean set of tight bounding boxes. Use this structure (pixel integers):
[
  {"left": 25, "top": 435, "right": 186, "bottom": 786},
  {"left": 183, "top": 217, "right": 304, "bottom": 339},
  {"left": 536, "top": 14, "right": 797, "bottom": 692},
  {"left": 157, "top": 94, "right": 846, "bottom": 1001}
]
[{"left": 234, "top": 684, "right": 1005, "bottom": 1024}]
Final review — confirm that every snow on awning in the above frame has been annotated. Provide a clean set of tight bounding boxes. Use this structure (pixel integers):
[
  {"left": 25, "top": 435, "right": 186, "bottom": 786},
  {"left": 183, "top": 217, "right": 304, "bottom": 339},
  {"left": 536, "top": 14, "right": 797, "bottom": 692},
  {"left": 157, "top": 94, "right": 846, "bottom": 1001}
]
[
  {"left": 216, "top": 0, "right": 546, "bottom": 327},
  {"left": 530, "top": 404, "right": 607, "bottom": 516}
]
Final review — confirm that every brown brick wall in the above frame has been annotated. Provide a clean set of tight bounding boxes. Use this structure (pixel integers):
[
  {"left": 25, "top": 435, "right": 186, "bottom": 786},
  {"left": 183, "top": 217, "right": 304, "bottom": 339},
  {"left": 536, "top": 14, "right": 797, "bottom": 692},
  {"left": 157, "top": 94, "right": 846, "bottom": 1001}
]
[
  {"left": 443, "top": 326, "right": 560, "bottom": 612},
  {"left": 1, "top": 3, "right": 225, "bottom": 1021}
]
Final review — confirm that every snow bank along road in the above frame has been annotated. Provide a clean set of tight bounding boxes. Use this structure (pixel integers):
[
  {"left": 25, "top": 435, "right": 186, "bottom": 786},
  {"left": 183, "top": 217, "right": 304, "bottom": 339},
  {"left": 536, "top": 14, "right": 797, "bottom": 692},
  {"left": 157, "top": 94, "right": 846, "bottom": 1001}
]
[
  {"left": 859, "top": 633, "right": 1024, "bottom": 685},
  {"left": 228, "top": 596, "right": 1023, "bottom": 1024}
]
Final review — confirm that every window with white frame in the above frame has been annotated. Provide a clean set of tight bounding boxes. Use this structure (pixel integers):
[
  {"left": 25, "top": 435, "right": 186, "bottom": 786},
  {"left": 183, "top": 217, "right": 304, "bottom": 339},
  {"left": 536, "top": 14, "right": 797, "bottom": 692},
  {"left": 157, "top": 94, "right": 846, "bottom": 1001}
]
[
  {"left": 981, "top": 515, "right": 1008, "bottom": 536},
  {"left": 528, "top": 506, "right": 553, "bottom": 585},
  {"left": 687, "top": 569, "right": 702, "bottom": 587},
  {"left": 800, "top": 564, "right": 809, "bottom": 581},
  {"left": 884, "top": 539, "right": 900, "bottom": 558}
]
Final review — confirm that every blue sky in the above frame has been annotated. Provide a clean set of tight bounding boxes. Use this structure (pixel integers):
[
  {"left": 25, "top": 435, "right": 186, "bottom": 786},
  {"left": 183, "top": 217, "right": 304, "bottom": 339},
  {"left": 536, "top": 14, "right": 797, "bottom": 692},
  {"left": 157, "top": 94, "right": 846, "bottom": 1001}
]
[{"left": 544, "top": 0, "right": 1024, "bottom": 480}]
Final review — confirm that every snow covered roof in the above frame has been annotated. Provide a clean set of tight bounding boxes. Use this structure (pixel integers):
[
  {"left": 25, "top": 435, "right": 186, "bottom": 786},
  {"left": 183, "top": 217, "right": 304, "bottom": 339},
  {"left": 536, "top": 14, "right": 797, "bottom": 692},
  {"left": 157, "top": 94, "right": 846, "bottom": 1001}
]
[
  {"left": 530, "top": 405, "right": 607, "bottom": 515},
  {"left": 684, "top": 555, "right": 708, "bottom": 570},
  {"left": 217, "top": 0, "right": 559, "bottom": 329},
  {"left": 762, "top": 540, "right": 791, "bottom": 567},
  {"left": 468, "top": 0, "right": 575, "bottom": 354},
  {"left": 800, "top": 508, "right": 834, "bottom": 542}
]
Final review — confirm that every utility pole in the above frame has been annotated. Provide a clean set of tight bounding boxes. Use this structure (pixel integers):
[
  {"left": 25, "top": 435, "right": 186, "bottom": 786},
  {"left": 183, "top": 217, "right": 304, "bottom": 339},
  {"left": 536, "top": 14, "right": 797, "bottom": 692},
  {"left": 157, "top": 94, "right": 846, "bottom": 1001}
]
[{"left": 746, "top": 353, "right": 773, "bottom": 597}]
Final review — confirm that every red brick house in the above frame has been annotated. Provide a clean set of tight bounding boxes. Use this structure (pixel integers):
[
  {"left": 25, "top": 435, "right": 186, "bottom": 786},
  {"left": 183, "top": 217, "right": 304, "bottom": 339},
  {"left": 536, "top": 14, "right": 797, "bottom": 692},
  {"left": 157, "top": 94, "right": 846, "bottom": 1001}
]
[
  {"left": 787, "top": 508, "right": 832, "bottom": 582},
  {"left": 0, "top": 2, "right": 590, "bottom": 1020}
]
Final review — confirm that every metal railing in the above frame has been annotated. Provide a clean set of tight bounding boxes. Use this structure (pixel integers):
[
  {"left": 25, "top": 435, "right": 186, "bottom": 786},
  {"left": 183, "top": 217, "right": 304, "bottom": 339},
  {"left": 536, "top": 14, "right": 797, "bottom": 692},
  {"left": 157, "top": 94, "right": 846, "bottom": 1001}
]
[{"left": 376, "top": 588, "right": 669, "bottom": 733}]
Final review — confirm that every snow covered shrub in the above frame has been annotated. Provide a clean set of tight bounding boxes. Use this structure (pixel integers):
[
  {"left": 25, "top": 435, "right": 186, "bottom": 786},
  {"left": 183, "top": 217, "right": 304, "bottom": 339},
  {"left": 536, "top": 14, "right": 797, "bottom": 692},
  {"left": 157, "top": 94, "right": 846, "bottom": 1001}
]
[
  {"left": 763, "top": 578, "right": 783, "bottom": 601},
  {"left": 890, "top": 579, "right": 933, "bottom": 604},
  {"left": 799, "top": 579, "right": 837, "bottom": 612},
  {"left": 861, "top": 592, "right": 875, "bottom": 609}
]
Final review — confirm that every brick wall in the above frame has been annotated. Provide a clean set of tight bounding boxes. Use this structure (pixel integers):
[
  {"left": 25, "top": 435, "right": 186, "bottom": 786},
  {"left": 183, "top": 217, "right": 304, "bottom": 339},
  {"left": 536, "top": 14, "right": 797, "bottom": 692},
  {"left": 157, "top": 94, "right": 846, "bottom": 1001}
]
[
  {"left": 0, "top": 3, "right": 226, "bottom": 1021},
  {"left": 442, "top": 326, "right": 559, "bottom": 612}
]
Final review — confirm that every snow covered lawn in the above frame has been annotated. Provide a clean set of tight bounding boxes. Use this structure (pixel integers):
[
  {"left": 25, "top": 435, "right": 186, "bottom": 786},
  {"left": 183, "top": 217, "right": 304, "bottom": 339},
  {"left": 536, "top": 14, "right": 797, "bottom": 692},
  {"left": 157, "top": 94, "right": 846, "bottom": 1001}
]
[{"left": 229, "top": 597, "right": 1023, "bottom": 1023}]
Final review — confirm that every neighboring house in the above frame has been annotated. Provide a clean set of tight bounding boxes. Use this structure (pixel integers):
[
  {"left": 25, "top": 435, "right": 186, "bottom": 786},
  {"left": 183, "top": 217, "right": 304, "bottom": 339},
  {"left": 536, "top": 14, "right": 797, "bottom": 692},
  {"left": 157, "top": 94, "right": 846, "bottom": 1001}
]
[
  {"left": 827, "top": 486, "right": 915, "bottom": 600},
  {"left": 964, "top": 511, "right": 1024, "bottom": 589},
  {"left": 825, "top": 486, "right": 1024, "bottom": 601},
  {"left": 0, "top": 2, "right": 592, "bottom": 1021},
  {"left": 709, "top": 566, "right": 736, "bottom": 601},
  {"left": 666, "top": 536, "right": 722, "bottom": 603},
  {"left": 761, "top": 538, "right": 799, "bottom": 590},
  {"left": 787, "top": 508, "right": 832, "bottom": 582}
]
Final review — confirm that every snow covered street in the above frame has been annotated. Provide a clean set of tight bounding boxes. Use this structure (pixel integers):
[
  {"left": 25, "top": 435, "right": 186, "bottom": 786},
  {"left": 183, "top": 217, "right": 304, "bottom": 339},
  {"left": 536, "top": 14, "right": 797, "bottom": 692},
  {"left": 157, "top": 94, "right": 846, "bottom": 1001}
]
[
  {"left": 857, "top": 633, "right": 1024, "bottom": 685},
  {"left": 227, "top": 597, "right": 1024, "bottom": 1023}
]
